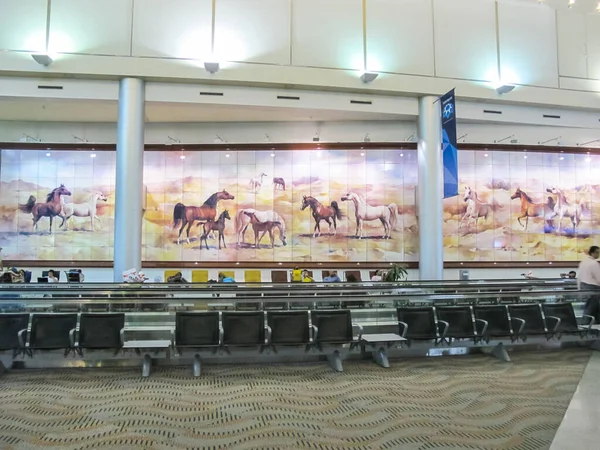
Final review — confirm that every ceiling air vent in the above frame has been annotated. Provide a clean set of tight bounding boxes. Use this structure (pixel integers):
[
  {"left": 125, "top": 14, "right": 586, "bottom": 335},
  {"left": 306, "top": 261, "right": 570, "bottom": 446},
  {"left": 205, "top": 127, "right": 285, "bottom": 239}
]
[
  {"left": 199, "top": 92, "right": 224, "bottom": 96},
  {"left": 350, "top": 100, "right": 372, "bottom": 105},
  {"left": 277, "top": 95, "right": 300, "bottom": 100},
  {"left": 543, "top": 114, "right": 561, "bottom": 119},
  {"left": 37, "top": 85, "right": 63, "bottom": 90},
  {"left": 483, "top": 109, "right": 502, "bottom": 115}
]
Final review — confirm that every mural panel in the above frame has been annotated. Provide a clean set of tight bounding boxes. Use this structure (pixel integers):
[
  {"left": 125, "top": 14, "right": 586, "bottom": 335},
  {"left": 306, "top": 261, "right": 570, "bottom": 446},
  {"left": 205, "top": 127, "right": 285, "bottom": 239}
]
[{"left": 1, "top": 147, "right": 597, "bottom": 263}]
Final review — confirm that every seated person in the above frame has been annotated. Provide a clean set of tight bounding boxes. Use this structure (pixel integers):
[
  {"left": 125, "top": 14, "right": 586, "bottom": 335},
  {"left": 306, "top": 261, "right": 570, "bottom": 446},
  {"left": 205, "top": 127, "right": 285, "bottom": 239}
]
[
  {"left": 167, "top": 272, "right": 188, "bottom": 283},
  {"left": 218, "top": 272, "right": 235, "bottom": 283},
  {"left": 47, "top": 270, "right": 59, "bottom": 283},
  {"left": 371, "top": 270, "right": 383, "bottom": 282},
  {"left": 323, "top": 270, "right": 341, "bottom": 283},
  {"left": 302, "top": 270, "right": 314, "bottom": 283}
]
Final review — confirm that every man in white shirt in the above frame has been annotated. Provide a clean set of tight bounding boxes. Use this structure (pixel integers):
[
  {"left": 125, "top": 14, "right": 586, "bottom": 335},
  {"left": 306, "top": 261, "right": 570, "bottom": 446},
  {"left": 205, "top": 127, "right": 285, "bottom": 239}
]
[{"left": 578, "top": 246, "right": 600, "bottom": 320}]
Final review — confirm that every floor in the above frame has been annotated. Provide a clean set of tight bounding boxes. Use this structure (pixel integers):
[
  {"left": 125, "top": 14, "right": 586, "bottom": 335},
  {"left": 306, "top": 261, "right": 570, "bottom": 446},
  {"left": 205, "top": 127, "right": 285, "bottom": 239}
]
[
  {"left": 0, "top": 350, "right": 590, "bottom": 450},
  {"left": 550, "top": 350, "right": 600, "bottom": 450}
]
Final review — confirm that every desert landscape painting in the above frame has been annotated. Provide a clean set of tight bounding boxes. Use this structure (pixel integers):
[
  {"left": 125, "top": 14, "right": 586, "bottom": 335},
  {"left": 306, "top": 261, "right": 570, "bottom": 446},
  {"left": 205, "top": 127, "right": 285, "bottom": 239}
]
[{"left": 0, "top": 147, "right": 597, "bottom": 263}]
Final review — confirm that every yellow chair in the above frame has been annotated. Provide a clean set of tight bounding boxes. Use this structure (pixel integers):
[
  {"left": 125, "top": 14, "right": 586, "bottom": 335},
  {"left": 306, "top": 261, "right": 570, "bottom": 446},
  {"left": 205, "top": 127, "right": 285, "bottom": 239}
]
[
  {"left": 244, "top": 270, "right": 262, "bottom": 283},
  {"left": 191, "top": 270, "right": 209, "bottom": 283}
]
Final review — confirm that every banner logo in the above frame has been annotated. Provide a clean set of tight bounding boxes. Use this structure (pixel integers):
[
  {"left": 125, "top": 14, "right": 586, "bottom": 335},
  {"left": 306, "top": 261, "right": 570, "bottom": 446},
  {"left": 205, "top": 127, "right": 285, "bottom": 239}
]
[{"left": 441, "top": 89, "right": 458, "bottom": 199}]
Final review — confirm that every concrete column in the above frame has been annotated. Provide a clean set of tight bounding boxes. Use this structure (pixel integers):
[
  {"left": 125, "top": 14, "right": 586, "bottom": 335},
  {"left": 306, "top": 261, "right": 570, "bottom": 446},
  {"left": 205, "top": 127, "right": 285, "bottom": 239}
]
[
  {"left": 417, "top": 96, "right": 443, "bottom": 280},
  {"left": 113, "top": 78, "right": 145, "bottom": 281}
]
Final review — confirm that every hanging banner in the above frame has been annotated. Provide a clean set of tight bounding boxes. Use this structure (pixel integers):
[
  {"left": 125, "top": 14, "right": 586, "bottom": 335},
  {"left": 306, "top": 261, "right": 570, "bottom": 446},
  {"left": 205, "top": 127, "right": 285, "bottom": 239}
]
[{"left": 441, "top": 89, "right": 459, "bottom": 198}]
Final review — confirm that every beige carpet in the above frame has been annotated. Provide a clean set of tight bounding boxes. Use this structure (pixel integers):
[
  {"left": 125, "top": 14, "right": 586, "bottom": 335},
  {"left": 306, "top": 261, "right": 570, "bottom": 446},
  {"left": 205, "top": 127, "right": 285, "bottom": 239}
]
[{"left": 0, "top": 350, "right": 590, "bottom": 450}]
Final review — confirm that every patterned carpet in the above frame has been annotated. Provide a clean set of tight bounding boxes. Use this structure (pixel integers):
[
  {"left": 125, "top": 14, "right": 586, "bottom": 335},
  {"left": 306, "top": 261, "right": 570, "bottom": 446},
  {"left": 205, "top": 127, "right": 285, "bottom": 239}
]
[{"left": 0, "top": 350, "right": 590, "bottom": 450}]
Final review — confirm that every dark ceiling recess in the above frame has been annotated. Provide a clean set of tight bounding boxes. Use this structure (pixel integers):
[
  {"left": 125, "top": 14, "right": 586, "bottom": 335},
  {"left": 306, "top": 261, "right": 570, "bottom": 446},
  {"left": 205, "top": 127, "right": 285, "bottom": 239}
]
[
  {"left": 199, "top": 92, "right": 223, "bottom": 96},
  {"left": 277, "top": 95, "right": 300, "bottom": 100},
  {"left": 350, "top": 100, "right": 372, "bottom": 105},
  {"left": 543, "top": 114, "right": 561, "bottom": 119},
  {"left": 37, "top": 85, "right": 63, "bottom": 90},
  {"left": 483, "top": 109, "right": 502, "bottom": 115}
]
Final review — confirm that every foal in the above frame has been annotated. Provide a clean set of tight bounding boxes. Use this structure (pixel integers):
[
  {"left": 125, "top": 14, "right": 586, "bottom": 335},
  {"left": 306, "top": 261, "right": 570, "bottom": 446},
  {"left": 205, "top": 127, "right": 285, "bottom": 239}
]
[
  {"left": 243, "top": 211, "right": 282, "bottom": 249},
  {"left": 200, "top": 210, "right": 230, "bottom": 250}
]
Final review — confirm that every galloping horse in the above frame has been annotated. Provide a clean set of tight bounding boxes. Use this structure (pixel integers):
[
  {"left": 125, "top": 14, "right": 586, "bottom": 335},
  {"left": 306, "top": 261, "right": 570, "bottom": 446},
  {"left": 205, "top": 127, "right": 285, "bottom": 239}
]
[
  {"left": 235, "top": 208, "right": 287, "bottom": 247},
  {"left": 60, "top": 192, "right": 108, "bottom": 231},
  {"left": 273, "top": 177, "right": 286, "bottom": 191},
  {"left": 510, "top": 188, "right": 546, "bottom": 230},
  {"left": 459, "top": 186, "right": 492, "bottom": 229},
  {"left": 173, "top": 190, "right": 235, "bottom": 244},
  {"left": 546, "top": 187, "right": 583, "bottom": 233},
  {"left": 243, "top": 211, "right": 284, "bottom": 249},
  {"left": 249, "top": 173, "right": 267, "bottom": 193},
  {"left": 301, "top": 195, "right": 344, "bottom": 237},
  {"left": 340, "top": 191, "right": 397, "bottom": 239},
  {"left": 19, "top": 184, "right": 72, "bottom": 233},
  {"left": 200, "top": 210, "right": 230, "bottom": 250}
]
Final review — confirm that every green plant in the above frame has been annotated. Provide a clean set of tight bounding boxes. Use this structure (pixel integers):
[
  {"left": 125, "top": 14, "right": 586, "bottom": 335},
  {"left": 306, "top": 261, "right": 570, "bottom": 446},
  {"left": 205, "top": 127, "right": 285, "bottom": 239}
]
[{"left": 383, "top": 264, "right": 408, "bottom": 282}]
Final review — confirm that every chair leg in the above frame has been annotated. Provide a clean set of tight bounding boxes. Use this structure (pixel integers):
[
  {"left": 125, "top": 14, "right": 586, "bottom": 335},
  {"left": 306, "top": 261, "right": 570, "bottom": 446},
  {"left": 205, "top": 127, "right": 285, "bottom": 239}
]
[
  {"left": 327, "top": 350, "right": 343, "bottom": 372},
  {"left": 491, "top": 342, "right": 511, "bottom": 362},
  {"left": 142, "top": 354, "right": 152, "bottom": 377},
  {"left": 193, "top": 354, "right": 202, "bottom": 377},
  {"left": 372, "top": 347, "right": 390, "bottom": 368}
]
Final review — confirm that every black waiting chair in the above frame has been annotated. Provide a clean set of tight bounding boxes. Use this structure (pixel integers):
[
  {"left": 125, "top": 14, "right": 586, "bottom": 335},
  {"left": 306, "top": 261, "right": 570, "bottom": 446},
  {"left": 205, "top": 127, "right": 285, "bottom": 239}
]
[
  {"left": 222, "top": 312, "right": 266, "bottom": 349},
  {"left": 474, "top": 305, "right": 514, "bottom": 342},
  {"left": 508, "top": 304, "right": 548, "bottom": 340},
  {"left": 0, "top": 313, "right": 30, "bottom": 358},
  {"left": 310, "top": 310, "right": 361, "bottom": 351},
  {"left": 542, "top": 303, "right": 593, "bottom": 338},
  {"left": 174, "top": 312, "right": 221, "bottom": 352},
  {"left": 436, "top": 306, "right": 477, "bottom": 344},
  {"left": 266, "top": 311, "right": 311, "bottom": 350},
  {"left": 396, "top": 307, "right": 439, "bottom": 345},
  {"left": 28, "top": 313, "right": 78, "bottom": 356},
  {"left": 76, "top": 313, "right": 125, "bottom": 355}
]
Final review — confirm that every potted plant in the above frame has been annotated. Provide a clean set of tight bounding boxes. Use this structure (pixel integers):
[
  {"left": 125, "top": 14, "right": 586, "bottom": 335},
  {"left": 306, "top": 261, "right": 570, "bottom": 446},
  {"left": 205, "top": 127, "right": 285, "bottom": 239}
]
[{"left": 383, "top": 264, "right": 408, "bottom": 282}]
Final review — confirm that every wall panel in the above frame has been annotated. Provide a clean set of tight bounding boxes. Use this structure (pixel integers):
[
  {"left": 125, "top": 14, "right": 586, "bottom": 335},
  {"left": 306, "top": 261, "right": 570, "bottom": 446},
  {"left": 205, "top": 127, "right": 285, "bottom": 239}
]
[
  {"left": 557, "top": 11, "right": 587, "bottom": 79},
  {"left": 292, "top": 0, "right": 363, "bottom": 70},
  {"left": 367, "top": 0, "right": 434, "bottom": 76},
  {"left": 433, "top": 0, "right": 497, "bottom": 81},
  {"left": 587, "top": 14, "right": 600, "bottom": 80},
  {"left": 215, "top": 0, "right": 290, "bottom": 65},
  {"left": 50, "top": 0, "right": 133, "bottom": 55},
  {"left": 498, "top": 2, "right": 559, "bottom": 88},
  {"left": 132, "top": 0, "right": 212, "bottom": 60},
  {"left": 0, "top": 0, "right": 47, "bottom": 52}
]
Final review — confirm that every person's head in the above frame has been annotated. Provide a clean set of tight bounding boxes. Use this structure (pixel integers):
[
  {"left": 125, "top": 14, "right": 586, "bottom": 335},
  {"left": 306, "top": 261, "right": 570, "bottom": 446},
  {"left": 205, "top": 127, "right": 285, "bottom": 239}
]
[
  {"left": 331, "top": 270, "right": 337, "bottom": 277},
  {"left": 48, "top": 270, "right": 56, "bottom": 278},
  {"left": 347, "top": 274, "right": 358, "bottom": 282},
  {"left": 302, "top": 270, "right": 309, "bottom": 277},
  {"left": 294, "top": 266, "right": 299, "bottom": 271},
  {"left": 589, "top": 246, "right": 600, "bottom": 259},
  {"left": 568, "top": 271, "right": 577, "bottom": 279},
  {"left": 218, "top": 272, "right": 225, "bottom": 281}
]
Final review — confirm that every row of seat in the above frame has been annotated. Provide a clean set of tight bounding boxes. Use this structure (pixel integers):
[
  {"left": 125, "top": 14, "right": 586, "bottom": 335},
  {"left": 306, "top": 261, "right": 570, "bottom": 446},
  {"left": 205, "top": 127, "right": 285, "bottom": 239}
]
[{"left": 397, "top": 303, "right": 595, "bottom": 344}]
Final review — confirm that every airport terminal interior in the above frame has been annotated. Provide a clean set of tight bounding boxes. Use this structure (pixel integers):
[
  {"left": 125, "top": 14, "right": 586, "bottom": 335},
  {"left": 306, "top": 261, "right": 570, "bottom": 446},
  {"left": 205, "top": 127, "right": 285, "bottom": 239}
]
[{"left": 1, "top": 0, "right": 600, "bottom": 448}]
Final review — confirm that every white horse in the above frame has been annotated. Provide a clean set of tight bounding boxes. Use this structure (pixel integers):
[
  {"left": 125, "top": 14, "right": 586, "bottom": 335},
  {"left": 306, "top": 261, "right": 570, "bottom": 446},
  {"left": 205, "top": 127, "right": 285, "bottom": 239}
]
[
  {"left": 235, "top": 208, "right": 287, "bottom": 247},
  {"left": 340, "top": 191, "right": 398, "bottom": 239},
  {"left": 60, "top": 192, "right": 108, "bottom": 231},
  {"left": 546, "top": 187, "right": 583, "bottom": 233},
  {"left": 459, "top": 186, "right": 492, "bottom": 229},
  {"left": 249, "top": 173, "right": 267, "bottom": 194}
]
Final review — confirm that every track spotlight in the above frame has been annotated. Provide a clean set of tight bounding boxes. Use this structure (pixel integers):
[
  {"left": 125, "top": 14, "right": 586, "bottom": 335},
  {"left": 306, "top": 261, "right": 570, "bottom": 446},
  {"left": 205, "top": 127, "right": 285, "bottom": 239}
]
[
  {"left": 31, "top": 54, "right": 53, "bottom": 67},
  {"left": 204, "top": 61, "right": 220, "bottom": 74},
  {"left": 496, "top": 84, "right": 515, "bottom": 95},
  {"left": 359, "top": 72, "right": 378, "bottom": 83}
]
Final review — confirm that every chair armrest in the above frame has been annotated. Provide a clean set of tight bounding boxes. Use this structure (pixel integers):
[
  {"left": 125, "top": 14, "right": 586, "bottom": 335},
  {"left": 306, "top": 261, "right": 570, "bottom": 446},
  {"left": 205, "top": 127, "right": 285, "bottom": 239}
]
[
  {"left": 120, "top": 328, "right": 126, "bottom": 346},
  {"left": 581, "top": 315, "right": 596, "bottom": 329},
  {"left": 545, "top": 315, "right": 561, "bottom": 333},
  {"left": 437, "top": 320, "right": 449, "bottom": 338},
  {"left": 219, "top": 326, "right": 224, "bottom": 345},
  {"left": 511, "top": 317, "right": 526, "bottom": 334},
  {"left": 17, "top": 328, "right": 27, "bottom": 347},
  {"left": 398, "top": 321, "right": 408, "bottom": 338},
  {"left": 68, "top": 328, "right": 77, "bottom": 347},
  {"left": 311, "top": 324, "right": 319, "bottom": 342},
  {"left": 475, "top": 319, "right": 489, "bottom": 336},
  {"left": 352, "top": 323, "right": 363, "bottom": 341},
  {"left": 265, "top": 325, "right": 272, "bottom": 345}
]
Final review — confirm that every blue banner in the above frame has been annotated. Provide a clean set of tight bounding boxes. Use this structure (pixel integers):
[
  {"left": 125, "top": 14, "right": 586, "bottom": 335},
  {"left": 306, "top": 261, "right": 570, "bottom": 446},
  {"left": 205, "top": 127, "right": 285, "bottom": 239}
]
[{"left": 441, "top": 89, "right": 458, "bottom": 198}]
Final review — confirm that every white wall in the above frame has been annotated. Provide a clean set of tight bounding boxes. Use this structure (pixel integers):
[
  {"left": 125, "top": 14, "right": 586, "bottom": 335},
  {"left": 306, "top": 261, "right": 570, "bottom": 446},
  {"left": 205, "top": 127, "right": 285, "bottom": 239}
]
[{"left": 0, "top": 0, "right": 600, "bottom": 110}]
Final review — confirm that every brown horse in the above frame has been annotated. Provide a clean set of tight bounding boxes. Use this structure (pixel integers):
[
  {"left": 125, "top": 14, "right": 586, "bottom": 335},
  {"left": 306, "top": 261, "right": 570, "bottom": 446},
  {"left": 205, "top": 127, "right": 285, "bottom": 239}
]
[
  {"left": 510, "top": 187, "right": 547, "bottom": 230},
  {"left": 301, "top": 195, "right": 343, "bottom": 237},
  {"left": 19, "top": 184, "right": 71, "bottom": 234},
  {"left": 273, "top": 177, "right": 286, "bottom": 190},
  {"left": 200, "top": 210, "right": 230, "bottom": 250},
  {"left": 173, "top": 190, "right": 235, "bottom": 244},
  {"left": 243, "top": 211, "right": 283, "bottom": 249}
]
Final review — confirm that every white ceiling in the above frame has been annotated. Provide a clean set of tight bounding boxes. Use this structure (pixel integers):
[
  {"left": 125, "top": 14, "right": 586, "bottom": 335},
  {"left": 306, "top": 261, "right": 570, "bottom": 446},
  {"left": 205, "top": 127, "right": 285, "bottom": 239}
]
[{"left": 0, "top": 98, "right": 404, "bottom": 123}]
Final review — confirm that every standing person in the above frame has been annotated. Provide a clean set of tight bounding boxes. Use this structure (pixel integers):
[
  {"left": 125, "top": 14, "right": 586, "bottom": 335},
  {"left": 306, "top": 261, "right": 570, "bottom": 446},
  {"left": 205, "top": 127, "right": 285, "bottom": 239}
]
[
  {"left": 323, "top": 270, "right": 341, "bottom": 282},
  {"left": 47, "top": 270, "right": 59, "bottom": 283},
  {"left": 578, "top": 246, "right": 600, "bottom": 321},
  {"left": 291, "top": 266, "right": 302, "bottom": 283}
]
